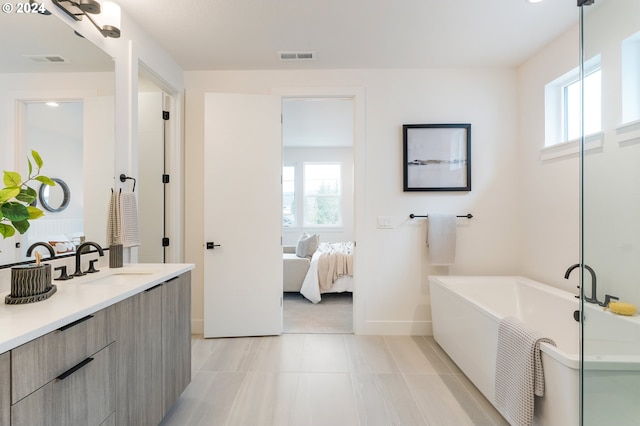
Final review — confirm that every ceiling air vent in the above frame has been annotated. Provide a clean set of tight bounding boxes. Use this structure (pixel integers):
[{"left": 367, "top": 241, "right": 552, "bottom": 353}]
[
  {"left": 23, "top": 55, "right": 69, "bottom": 63},
  {"left": 278, "top": 51, "right": 315, "bottom": 61}
]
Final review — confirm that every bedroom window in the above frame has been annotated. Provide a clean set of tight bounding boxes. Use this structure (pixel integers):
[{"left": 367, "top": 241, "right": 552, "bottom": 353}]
[
  {"left": 282, "top": 165, "right": 296, "bottom": 227},
  {"left": 303, "top": 163, "right": 342, "bottom": 227}
]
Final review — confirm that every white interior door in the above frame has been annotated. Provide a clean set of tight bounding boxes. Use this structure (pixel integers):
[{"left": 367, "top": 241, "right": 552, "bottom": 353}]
[
  {"left": 137, "top": 92, "right": 165, "bottom": 263},
  {"left": 203, "top": 93, "right": 283, "bottom": 338}
]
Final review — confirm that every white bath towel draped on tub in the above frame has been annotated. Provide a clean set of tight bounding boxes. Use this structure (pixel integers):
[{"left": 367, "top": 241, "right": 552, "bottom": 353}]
[{"left": 495, "top": 316, "right": 556, "bottom": 426}]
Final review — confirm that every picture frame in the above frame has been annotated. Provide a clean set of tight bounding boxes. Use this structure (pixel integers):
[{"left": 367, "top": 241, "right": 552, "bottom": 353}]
[{"left": 403, "top": 123, "right": 471, "bottom": 192}]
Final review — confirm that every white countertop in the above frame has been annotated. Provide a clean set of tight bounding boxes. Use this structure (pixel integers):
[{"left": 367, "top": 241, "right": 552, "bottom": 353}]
[{"left": 0, "top": 263, "right": 195, "bottom": 354}]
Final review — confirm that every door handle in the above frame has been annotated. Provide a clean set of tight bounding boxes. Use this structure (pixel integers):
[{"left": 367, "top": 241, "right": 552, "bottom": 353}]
[{"left": 206, "top": 242, "right": 221, "bottom": 249}]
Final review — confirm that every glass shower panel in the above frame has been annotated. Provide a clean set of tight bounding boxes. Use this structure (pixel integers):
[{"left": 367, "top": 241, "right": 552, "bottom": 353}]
[{"left": 581, "top": 0, "right": 640, "bottom": 424}]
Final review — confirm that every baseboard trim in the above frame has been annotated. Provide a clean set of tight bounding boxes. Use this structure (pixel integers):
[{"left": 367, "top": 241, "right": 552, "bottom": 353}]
[{"left": 192, "top": 318, "right": 430, "bottom": 336}]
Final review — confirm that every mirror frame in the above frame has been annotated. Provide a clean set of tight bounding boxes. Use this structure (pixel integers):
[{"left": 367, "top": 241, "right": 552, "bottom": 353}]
[{"left": 38, "top": 178, "right": 70, "bottom": 213}]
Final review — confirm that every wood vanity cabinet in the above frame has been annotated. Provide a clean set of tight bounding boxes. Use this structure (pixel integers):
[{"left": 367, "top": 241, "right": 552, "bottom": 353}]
[
  {"left": 0, "top": 352, "right": 9, "bottom": 426},
  {"left": 115, "top": 271, "right": 191, "bottom": 426},
  {"left": 9, "top": 308, "right": 116, "bottom": 426},
  {"left": 162, "top": 272, "right": 191, "bottom": 413},
  {"left": 11, "top": 344, "right": 115, "bottom": 426},
  {"left": 114, "top": 282, "right": 163, "bottom": 426},
  {"left": 4, "top": 270, "right": 191, "bottom": 426}
]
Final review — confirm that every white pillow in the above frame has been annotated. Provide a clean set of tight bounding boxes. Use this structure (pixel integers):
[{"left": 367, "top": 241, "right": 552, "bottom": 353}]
[{"left": 296, "top": 233, "right": 319, "bottom": 258}]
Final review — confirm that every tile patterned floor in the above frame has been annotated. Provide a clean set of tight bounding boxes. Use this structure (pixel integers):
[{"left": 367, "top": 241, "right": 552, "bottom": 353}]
[{"left": 160, "top": 334, "right": 508, "bottom": 426}]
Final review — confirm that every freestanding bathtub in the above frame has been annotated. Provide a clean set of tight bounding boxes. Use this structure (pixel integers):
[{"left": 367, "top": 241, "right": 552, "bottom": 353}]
[{"left": 429, "top": 275, "right": 640, "bottom": 425}]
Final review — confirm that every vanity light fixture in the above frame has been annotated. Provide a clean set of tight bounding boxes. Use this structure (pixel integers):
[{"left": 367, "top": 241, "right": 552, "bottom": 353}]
[
  {"left": 52, "top": 0, "right": 121, "bottom": 38},
  {"left": 45, "top": 102, "right": 60, "bottom": 107}
]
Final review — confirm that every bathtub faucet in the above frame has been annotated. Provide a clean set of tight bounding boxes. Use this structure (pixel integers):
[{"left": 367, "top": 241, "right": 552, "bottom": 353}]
[{"left": 564, "top": 263, "right": 603, "bottom": 305}]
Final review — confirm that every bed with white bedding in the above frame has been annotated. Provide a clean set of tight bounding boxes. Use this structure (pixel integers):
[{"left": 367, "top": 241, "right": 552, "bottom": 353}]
[{"left": 300, "top": 242, "right": 353, "bottom": 303}]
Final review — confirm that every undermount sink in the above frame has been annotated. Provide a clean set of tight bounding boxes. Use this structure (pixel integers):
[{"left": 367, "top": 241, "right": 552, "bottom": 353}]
[
  {"left": 111, "top": 270, "right": 156, "bottom": 275},
  {"left": 69, "top": 268, "right": 160, "bottom": 285}
]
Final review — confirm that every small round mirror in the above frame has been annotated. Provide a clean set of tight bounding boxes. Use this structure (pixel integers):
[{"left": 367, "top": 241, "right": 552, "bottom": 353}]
[{"left": 39, "top": 178, "right": 70, "bottom": 213}]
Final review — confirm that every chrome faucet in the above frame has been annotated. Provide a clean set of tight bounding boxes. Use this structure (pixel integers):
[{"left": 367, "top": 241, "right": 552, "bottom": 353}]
[
  {"left": 26, "top": 242, "right": 56, "bottom": 260},
  {"left": 73, "top": 242, "right": 104, "bottom": 277},
  {"left": 564, "top": 263, "right": 602, "bottom": 305}
]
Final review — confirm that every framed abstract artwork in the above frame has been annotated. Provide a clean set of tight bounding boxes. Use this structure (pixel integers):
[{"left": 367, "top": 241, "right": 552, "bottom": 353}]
[{"left": 403, "top": 123, "right": 471, "bottom": 191}]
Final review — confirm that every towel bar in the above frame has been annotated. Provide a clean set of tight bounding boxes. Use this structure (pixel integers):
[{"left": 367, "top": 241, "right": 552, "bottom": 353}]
[{"left": 409, "top": 213, "right": 473, "bottom": 219}]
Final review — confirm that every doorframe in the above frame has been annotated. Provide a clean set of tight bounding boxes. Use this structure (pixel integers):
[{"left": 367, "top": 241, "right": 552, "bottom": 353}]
[
  {"left": 137, "top": 60, "right": 184, "bottom": 264},
  {"left": 272, "top": 86, "right": 366, "bottom": 334}
]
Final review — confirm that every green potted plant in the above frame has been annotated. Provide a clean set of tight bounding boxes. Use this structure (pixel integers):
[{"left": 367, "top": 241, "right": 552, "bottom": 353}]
[{"left": 0, "top": 150, "right": 54, "bottom": 239}]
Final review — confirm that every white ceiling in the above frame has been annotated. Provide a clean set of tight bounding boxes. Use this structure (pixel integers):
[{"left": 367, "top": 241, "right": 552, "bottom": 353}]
[
  {"left": 0, "top": 1, "right": 590, "bottom": 73},
  {"left": 120, "top": 0, "right": 581, "bottom": 71}
]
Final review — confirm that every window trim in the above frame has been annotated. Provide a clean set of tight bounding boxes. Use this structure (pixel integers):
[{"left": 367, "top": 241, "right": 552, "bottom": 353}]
[{"left": 282, "top": 163, "right": 297, "bottom": 228}]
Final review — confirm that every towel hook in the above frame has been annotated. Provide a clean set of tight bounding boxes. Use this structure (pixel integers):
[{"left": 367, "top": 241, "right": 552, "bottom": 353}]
[{"left": 119, "top": 174, "right": 136, "bottom": 192}]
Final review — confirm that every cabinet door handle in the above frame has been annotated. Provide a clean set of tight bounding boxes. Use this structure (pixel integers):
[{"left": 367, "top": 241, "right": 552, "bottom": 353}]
[
  {"left": 56, "top": 357, "right": 94, "bottom": 381},
  {"left": 145, "top": 283, "right": 164, "bottom": 292},
  {"left": 57, "top": 315, "right": 94, "bottom": 332}
]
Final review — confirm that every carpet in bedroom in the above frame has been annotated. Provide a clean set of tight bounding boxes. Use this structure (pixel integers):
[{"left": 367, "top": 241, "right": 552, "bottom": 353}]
[{"left": 283, "top": 292, "right": 353, "bottom": 334}]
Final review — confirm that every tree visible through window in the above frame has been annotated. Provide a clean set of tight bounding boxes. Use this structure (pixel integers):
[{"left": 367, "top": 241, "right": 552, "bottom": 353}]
[
  {"left": 282, "top": 163, "right": 343, "bottom": 228},
  {"left": 304, "top": 163, "right": 341, "bottom": 226}
]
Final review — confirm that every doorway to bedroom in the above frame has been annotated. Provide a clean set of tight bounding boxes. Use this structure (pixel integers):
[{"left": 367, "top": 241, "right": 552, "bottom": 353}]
[{"left": 281, "top": 97, "right": 354, "bottom": 334}]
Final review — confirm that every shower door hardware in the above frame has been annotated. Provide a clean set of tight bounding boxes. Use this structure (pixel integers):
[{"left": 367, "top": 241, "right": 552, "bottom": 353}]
[
  {"left": 573, "top": 310, "right": 581, "bottom": 322},
  {"left": 163, "top": 111, "right": 170, "bottom": 120},
  {"left": 206, "top": 242, "right": 221, "bottom": 250},
  {"left": 162, "top": 174, "right": 170, "bottom": 183},
  {"left": 162, "top": 237, "right": 170, "bottom": 247}
]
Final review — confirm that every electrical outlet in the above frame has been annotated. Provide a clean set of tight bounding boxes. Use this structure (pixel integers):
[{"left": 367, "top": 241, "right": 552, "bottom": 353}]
[{"left": 377, "top": 217, "right": 394, "bottom": 229}]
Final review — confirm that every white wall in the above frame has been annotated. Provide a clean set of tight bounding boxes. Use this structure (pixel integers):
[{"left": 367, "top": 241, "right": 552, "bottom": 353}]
[
  {"left": 282, "top": 146, "right": 354, "bottom": 246},
  {"left": 185, "top": 68, "right": 522, "bottom": 335},
  {"left": 518, "top": 0, "right": 640, "bottom": 308},
  {"left": 517, "top": 24, "right": 581, "bottom": 293},
  {"left": 581, "top": 0, "right": 640, "bottom": 307}
]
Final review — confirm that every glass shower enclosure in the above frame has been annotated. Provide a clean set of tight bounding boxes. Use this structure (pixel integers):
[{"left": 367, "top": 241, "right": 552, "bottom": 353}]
[{"left": 580, "top": 0, "right": 640, "bottom": 424}]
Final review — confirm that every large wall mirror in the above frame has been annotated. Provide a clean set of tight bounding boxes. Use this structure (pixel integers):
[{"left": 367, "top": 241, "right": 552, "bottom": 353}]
[{"left": 0, "top": 9, "right": 115, "bottom": 265}]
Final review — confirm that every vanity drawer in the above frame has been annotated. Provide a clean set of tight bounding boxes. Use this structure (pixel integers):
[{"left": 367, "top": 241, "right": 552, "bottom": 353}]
[
  {"left": 11, "top": 307, "right": 113, "bottom": 403},
  {"left": 11, "top": 343, "right": 115, "bottom": 426}
]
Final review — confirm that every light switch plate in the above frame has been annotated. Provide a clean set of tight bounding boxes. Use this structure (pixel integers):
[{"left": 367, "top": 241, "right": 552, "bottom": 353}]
[{"left": 377, "top": 217, "right": 394, "bottom": 229}]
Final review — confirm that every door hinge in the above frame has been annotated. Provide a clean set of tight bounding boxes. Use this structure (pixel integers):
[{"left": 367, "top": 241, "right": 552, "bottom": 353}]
[
  {"left": 163, "top": 111, "right": 170, "bottom": 120},
  {"left": 162, "top": 237, "right": 170, "bottom": 247},
  {"left": 162, "top": 174, "right": 170, "bottom": 183}
]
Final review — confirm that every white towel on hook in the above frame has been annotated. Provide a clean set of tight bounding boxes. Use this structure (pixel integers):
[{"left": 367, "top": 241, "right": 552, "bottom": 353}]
[
  {"left": 427, "top": 213, "right": 457, "bottom": 265},
  {"left": 119, "top": 191, "right": 140, "bottom": 248},
  {"left": 106, "top": 190, "right": 122, "bottom": 246}
]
